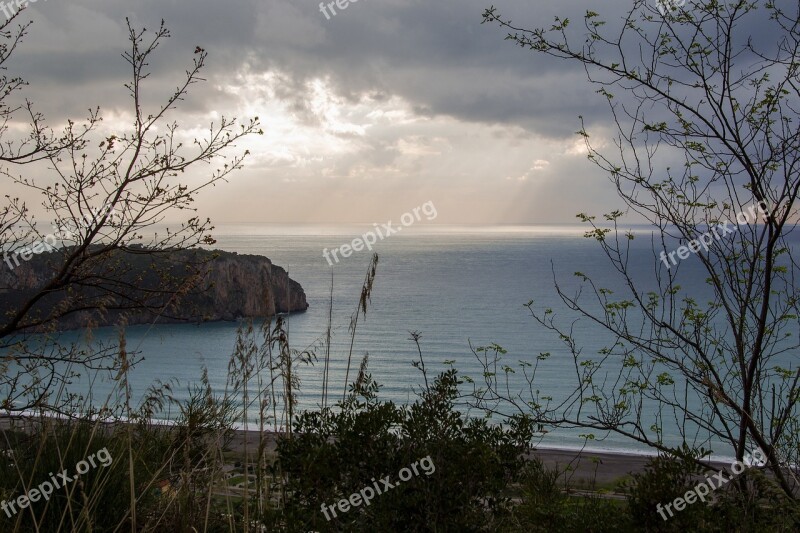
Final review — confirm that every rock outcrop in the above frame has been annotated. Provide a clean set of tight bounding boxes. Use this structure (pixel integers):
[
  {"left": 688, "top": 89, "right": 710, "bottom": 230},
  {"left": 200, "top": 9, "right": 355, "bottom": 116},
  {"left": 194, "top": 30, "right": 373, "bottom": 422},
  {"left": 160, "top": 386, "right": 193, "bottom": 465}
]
[
  {"left": 0, "top": 247, "right": 308, "bottom": 331},
  {"left": 185, "top": 251, "right": 309, "bottom": 321}
]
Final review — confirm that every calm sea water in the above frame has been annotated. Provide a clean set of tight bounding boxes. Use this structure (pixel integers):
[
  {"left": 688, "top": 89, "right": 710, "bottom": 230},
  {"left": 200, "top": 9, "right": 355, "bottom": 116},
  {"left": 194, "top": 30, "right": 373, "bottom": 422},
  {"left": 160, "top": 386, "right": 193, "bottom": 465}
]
[{"left": 11, "top": 225, "right": 800, "bottom": 456}]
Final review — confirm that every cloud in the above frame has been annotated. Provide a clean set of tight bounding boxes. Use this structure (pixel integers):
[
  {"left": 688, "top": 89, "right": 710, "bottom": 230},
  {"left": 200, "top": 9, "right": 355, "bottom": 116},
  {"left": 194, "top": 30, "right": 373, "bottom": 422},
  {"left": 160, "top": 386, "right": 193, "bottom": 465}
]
[{"left": 5, "top": 0, "right": 746, "bottom": 224}]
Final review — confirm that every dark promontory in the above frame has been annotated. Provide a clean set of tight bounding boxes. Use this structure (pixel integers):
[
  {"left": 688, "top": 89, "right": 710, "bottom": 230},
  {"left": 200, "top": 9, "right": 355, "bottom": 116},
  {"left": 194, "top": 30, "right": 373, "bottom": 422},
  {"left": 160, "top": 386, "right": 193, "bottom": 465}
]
[{"left": 0, "top": 247, "right": 308, "bottom": 331}]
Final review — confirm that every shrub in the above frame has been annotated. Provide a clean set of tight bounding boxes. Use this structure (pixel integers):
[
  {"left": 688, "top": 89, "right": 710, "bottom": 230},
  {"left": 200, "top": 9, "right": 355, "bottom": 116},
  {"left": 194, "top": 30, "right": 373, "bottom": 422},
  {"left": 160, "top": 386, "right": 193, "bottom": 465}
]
[
  {"left": 623, "top": 447, "right": 716, "bottom": 532},
  {"left": 507, "top": 457, "right": 632, "bottom": 532},
  {"left": 270, "top": 368, "right": 534, "bottom": 531}
]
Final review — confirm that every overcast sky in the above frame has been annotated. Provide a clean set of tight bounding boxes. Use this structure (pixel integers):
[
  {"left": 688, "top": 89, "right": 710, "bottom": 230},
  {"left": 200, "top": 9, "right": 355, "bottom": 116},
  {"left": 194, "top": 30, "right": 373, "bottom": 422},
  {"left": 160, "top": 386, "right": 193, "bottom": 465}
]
[{"left": 1, "top": 0, "right": 727, "bottom": 224}]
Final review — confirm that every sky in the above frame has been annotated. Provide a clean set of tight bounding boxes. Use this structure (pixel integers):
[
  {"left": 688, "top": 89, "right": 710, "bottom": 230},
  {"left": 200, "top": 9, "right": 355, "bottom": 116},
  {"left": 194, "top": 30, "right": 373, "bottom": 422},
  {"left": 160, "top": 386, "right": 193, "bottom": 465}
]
[{"left": 0, "top": 0, "right": 764, "bottom": 225}]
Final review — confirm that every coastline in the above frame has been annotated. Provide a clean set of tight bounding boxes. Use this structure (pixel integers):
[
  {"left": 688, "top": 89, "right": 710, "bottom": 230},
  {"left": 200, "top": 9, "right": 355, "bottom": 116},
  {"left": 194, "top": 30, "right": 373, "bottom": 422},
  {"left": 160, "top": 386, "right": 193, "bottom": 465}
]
[
  {"left": 221, "top": 427, "right": 730, "bottom": 487},
  {"left": 1, "top": 416, "right": 730, "bottom": 488}
]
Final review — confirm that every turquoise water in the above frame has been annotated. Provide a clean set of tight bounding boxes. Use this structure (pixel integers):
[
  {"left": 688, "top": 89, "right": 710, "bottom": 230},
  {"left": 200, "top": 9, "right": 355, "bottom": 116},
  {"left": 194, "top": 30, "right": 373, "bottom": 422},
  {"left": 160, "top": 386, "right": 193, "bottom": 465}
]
[{"left": 6, "top": 225, "right": 799, "bottom": 456}]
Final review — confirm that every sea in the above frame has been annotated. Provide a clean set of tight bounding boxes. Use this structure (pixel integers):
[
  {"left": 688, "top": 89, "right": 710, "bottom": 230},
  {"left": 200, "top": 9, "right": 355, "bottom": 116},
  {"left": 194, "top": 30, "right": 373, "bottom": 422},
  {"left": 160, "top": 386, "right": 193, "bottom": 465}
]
[{"left": 7, "top": 224, "right": 799, "bottom": 458}]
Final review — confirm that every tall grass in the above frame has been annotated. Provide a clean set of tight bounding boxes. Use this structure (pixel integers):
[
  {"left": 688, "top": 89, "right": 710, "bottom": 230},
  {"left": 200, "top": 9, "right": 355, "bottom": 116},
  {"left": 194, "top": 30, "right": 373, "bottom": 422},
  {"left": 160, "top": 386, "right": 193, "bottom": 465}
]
[{"left": 0, "top": 253, "right": 379, "bottom": 531}]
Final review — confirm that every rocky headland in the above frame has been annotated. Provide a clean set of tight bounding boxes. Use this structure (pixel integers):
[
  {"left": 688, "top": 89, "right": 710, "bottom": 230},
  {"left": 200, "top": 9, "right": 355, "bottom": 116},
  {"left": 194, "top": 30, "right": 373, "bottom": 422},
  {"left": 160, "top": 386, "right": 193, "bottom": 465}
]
[{"left": 0, "top": 247, "right": 308, "bottom": 331}]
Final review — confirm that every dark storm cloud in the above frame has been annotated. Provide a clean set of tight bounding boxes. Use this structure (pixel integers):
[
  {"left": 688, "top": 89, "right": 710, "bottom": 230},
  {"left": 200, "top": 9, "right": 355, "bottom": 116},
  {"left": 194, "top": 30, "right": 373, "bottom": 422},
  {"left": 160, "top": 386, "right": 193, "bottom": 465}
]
[
  {"left": 7, "top": 0, "right": 782, "bottom": 138},
  {"left": 7, "top": 0, "right": 648, "bottom": 137},
  {"left": 3, "top": 0, "right": 783, "bottom": 225}
]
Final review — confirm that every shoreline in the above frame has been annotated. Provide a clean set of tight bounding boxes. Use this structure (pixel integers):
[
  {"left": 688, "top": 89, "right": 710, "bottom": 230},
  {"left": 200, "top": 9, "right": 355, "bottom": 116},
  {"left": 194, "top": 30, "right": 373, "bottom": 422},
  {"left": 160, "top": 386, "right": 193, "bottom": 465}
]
[
  {"left": 221, "top": 428, "right": 732, "bottom": 487},
  {"left": 0, "top": 416, "right": 728, "bottom": 488}
]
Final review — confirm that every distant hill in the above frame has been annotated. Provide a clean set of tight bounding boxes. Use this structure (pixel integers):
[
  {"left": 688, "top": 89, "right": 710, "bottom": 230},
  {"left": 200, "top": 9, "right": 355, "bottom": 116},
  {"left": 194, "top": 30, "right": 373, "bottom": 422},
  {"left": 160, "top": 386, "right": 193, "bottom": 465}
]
[{"left": 0, "top": 247, "right": 308, "bottom": 332}]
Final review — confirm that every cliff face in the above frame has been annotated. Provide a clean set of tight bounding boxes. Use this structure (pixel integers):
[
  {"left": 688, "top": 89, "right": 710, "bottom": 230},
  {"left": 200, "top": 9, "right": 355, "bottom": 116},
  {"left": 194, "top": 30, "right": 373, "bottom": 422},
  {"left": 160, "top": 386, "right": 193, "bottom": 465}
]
[
  {"left": 0, "top": 247, "right": 308, "bottom": 331},
  {"left": 198, "top": 252, "right": 309, "bottom": 321}
]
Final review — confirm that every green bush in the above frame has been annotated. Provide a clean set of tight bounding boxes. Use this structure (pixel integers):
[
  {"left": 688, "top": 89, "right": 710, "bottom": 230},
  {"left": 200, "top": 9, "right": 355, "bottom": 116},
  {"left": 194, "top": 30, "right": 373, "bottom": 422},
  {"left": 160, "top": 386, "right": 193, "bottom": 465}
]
[
  {"left": 269, "top": 368, "right": 534, "bottom": 531},
  {"left": 622, "top": 446, "right": 800, "bottom": 532},
  {"left": 623, "top": 447, "right": 717, "bottom": 532},
  {"left": 505, "top": 457, "right": 632, "bottom": 532}
]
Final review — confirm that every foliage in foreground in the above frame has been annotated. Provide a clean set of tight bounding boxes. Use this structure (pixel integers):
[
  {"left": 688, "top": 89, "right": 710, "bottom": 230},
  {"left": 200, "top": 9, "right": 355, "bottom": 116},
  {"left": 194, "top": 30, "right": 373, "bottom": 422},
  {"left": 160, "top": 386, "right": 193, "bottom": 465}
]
[
  {"left": 270, "top": 368, "right": 535, "bottom": 531},
  {"left": 624, "top": 447, "right": 800, "bottom": 532},
  {"left": 2, "top": 373, "right": 800, "bottom": 531}
]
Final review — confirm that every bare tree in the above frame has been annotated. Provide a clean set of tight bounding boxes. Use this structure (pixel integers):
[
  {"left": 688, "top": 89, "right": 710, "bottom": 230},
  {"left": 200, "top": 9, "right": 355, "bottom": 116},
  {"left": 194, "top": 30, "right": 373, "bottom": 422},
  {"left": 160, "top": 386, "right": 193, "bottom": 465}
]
[
  {"left": 476, "top": 0, "right": 800, "bottom": 498},
  {"left": 0, "top": 15, "right": 261, "bottom": 414}
]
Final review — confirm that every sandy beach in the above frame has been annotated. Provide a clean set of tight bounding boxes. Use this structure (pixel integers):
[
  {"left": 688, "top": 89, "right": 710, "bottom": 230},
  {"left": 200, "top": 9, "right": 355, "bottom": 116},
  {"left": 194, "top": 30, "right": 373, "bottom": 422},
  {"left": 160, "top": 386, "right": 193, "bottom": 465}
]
[
  {"left": 2, "top": 416, "right": 731, "bottom": 490},
  {"left": 221, "top": 428, "right": 704, "bottom": 488}
]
